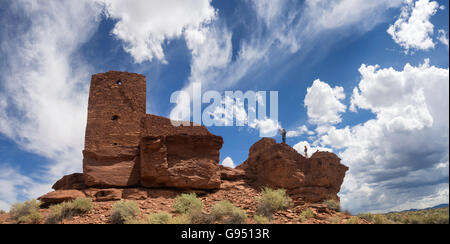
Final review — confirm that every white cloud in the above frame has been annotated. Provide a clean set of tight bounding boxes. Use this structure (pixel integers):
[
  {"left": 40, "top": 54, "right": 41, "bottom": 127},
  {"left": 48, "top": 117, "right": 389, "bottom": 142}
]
[
  {"left": 170, "top": 0, "right": 403, "bottom": 103},
  {"left": 304, "top": 79, "right": 347, "bottom": 125},
  {"left": 209, "top": 96, "right": 248, "bottom": 127},
  {"left": 316, "top": 60, "right": 449, "bottom": 213},
  {"left": 438, "top": 29, "right": 449, "bottom": 47},
  {"left": 387, "top": 0, "right": 441, "bottom": 52},
  {"left": 304, "top": 0, "right": 403, "bottom": 33},
  {"left": 351, "top": 60, "right": 436, "bottom": 132},
  {"left": 0, "top": 164, "right": 50, "bottom": 211},
  {"left": 221, "top": 157, "right": 236, "bottom": 168},
  {"left": 286, "top": 125, "right": 311, "bottom": 138},
  {"left": 100, "top": 0, "right": 216, "bottom": 63},
  {"left": 0, "top": 1, "right": 103, "bottom": 208},
  {"left": 249, "top": 118, "right": 281, "bottom": 138},
  {"left": 293, "top": 141, "right": 332, "bottom": 158}
]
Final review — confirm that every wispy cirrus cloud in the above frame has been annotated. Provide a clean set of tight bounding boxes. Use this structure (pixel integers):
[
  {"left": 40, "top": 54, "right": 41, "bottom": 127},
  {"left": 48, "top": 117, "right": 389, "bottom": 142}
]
[{"left": 0, "top": 0, "right": 104, "bottom": 206}]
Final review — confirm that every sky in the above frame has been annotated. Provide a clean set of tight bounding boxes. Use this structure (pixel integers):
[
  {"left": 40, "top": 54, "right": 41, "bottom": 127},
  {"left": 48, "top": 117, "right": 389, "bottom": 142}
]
[{"left": 0, "top": 0, "right": 448, "bottom": 214}]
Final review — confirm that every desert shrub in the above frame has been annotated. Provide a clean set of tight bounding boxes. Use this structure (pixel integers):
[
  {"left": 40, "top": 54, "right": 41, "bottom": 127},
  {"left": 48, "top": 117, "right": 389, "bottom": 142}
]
[
  {"left": 109, "top": 201, "right": 140, "bottom": 224},
  {"left": 346, "top": 216, "right": 361, "bottom": 224},
  {"left": 45, "top": 198, "right": 93, "bottom": 224},
  {"left": 358, "top": 213, "right": 375, "bottom": 222},
  {"left": 70, "top": 198, "right": 93, "bottom": 213},
  {"left": 211, "top": 201, "right": 247, "bottom": 224},
  {"left": 123, "top": 217, "right": 144, "bottom": 224},
  {"left": 328, "top": 216, "right": 341, "bottom": 224},
  {"left": 257, "top": 187, "right": 292, "bottom": 217},
  {"left": 189, "top": 211, "right": 215, "bottom": 224},
  {"left": 253, "top": 215, "right": 270, "bottom": 224},
  {"left": 10, "top": 199, "right": 42, "bottom": 224},
  {"left": 373, "top": 215, "right": 393, "bottom": 224},
  {"left": 170, "top": 214, "right": 191, "bottom": 224},
  {"left": 146, "top": 212, "right": 172, "bottom": 224},
  {"left": 298, "top": 208, "right": 315, "bottom": 222},
  {"left": 0, "top": 210, "right": 6, "bottom": 214},
  {"left": 357, "top": 213, "right": 392, "bottom": 224},
  {"left": 323, "top": 199, "right": 341, "bottom": 212},
  {"left": 173, "top": 193, "right": 203, "bottom": 214}
]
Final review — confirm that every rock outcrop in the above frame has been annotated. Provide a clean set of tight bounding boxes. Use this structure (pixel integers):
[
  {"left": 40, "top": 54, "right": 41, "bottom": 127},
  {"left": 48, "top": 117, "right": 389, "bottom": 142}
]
[
  {"left": 38, "top": 190, "right": 86, "bottom": 205},
  {"left": 139, "top": 114, "right": 223, "bottom": 189},
  {"left": 237, "top": 138, "right": 348, "bottom": 203},
  {"left": 52, "top": 173, "right": 87, "bottom": 190}
]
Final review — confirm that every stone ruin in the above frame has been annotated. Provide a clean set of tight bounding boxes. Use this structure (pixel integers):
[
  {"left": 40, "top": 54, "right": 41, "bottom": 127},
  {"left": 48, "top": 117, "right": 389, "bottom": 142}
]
[{"left": 39, "top": 71, "right": 349, "bottom": 206}]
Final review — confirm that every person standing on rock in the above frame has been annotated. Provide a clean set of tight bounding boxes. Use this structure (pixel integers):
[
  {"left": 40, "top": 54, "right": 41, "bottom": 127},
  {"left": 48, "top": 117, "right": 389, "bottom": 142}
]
[
  {"left": 279, "top": 128, "right": 287, "bottom": 144},
  {"left": 304, "top": 145, "right": 308, "bottom": 158}
]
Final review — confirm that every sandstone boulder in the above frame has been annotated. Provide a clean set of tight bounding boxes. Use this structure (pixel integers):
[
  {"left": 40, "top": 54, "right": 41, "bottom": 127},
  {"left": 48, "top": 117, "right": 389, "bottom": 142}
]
[
  {"left": 84, "top": 188, "right": 123, "bottom": 202},
  {"left": 238, "top": 138, "right": 348, "bottom": 203},
  {"left": 218, "top": 165, "right": 247, "bottom": 181},
  {"left": 38, "top": 190, "right": 86, "bottom": 205},
  {"left": 52, "top": 173, "right": 87, "bottom": 190},
  {"left": 140, "top": 134, "right": 223, "bottom": 190}
]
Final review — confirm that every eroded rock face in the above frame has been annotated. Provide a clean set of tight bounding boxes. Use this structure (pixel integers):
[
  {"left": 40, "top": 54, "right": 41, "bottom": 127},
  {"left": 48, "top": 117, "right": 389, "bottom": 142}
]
[
  {"left": 238, "top": 138, "right": 348, "bottom": 203},
  {"left": 38, "top": 190, "right": 86, "bottom": 205},
  {"left": 52, "top": 173, "right": 87, "bottom": 190},
  {"left": 140, "top": 135, "right": 223, "bottom": 190}
]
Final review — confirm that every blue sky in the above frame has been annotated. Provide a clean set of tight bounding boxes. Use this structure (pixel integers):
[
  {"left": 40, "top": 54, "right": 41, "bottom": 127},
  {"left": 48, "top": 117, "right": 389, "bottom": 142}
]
[{"left": 0, "top": 0, "right": 448, "bottom": 214}]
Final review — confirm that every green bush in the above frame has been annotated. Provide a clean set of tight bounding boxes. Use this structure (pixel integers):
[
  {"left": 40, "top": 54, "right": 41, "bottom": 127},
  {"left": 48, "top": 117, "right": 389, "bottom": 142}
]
[
  {"left": 189, "top": 211, "right": 215, "bottom": 224},
  {"left": 211, "top": 201, "right": 247, "bottom": 224},
  {"left": 70, "top": 198, "right": 93, "bottom": 213},
  {"left": 170, "top": 214, "right": 191, "bottom": 224},
  {"left": 109, "top": 201, "right": 140, "bottom": 224},
  {"left": 257, "top": 187, "right": 292, "bottom": 217},
  {"left": 253, "top": 215, "right": 270, "bottom": 224},
  {"left": 146, "top": 212, "right": 172, "bottom": 224},
  {"left": 45, "top": 198, "right": 93, "bottom": 224},
  {"left": 346, "top": 216, "right": 360, "bottom": 224},
  {"left": 125, "top": 212, "right": 191, "bottom": 224},
  {"left": 173, "top": 193, "right": 203, "bottom": 214},
  {"left": 323, "top": 199, "right": 341, "bottom": 212},
  {"left": 298, "top": 208, "right": 315, "bottom": 222},
  {"left": 10, "top": 199, "right": 42, "bottom": 224}
]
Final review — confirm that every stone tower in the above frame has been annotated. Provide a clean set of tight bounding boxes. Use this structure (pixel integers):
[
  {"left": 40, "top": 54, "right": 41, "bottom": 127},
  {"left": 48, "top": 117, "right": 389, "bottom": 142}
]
[{"left": 83, "top": 71, "right": 146, "bottom": 187}]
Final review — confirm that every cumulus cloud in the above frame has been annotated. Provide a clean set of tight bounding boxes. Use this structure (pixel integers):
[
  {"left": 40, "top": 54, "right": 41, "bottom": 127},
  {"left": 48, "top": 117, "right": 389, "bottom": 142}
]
[
  {"left": 317, "top": 60, "right": 449, "bottom": 213},
  {"left": 221, "top": 157, "right": 236, "bottom": 168},
  {"left": 249, "top": 118, "right": 281, "bottom": 137},
  {"left": 387, "top": 0, "right": 441, "bottom": 52},
  {"left": 304, "top": 79, "right": 347, "bottom": 125},
  {"left": 286, "top": 125, "right": 312, "bottom": 138},
  {"left": 100, "top": 0, "right": 216, "bottom": 63},
  {"left": 293, "top": 141, "right": 332, "bottom": 158}
]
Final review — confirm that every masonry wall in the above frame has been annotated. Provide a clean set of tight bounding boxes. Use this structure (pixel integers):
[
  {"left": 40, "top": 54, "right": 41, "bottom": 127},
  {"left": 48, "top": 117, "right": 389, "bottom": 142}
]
[{"left": 83, "top": 71, "right": 146, "bottom": 187}]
